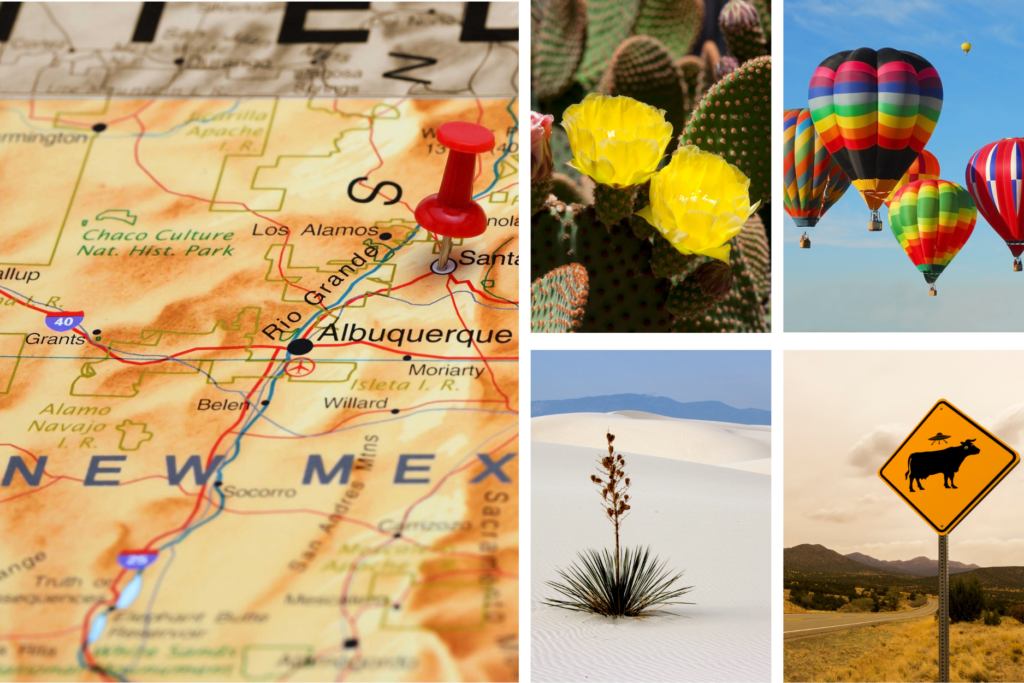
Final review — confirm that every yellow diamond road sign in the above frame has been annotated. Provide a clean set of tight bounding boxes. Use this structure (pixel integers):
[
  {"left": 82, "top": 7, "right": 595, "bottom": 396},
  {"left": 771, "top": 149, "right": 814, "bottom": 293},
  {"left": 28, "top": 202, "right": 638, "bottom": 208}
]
[{"left": 879, "top": 399, "right": 1019, "bottom": 535}]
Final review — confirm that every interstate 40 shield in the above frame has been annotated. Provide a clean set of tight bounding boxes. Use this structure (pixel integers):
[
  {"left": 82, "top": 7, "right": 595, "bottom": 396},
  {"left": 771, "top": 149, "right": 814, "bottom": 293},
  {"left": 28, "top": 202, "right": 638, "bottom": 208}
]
[{"left": 879, "top": 399, "right": 1019, "bottom": 534}]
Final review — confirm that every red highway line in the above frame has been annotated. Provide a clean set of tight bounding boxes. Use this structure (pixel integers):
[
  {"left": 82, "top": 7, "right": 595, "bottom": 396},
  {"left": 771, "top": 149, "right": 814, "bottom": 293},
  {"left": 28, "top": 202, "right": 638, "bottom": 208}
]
[
  {"left": 78, "top": 349, "right": 283, "bottom": 677},
  {"left": 449, "top": 274, "right": 518, "bottom": 305},
  {"left": 445, "top": 275, "right": 516, "bottom": 413}
]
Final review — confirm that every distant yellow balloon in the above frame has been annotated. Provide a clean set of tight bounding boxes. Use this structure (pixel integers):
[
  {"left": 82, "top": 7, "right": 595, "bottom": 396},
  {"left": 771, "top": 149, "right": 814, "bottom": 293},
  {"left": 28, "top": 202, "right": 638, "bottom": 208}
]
[{"left": 962, "top": 42, "right": 972, "bottom": 55}]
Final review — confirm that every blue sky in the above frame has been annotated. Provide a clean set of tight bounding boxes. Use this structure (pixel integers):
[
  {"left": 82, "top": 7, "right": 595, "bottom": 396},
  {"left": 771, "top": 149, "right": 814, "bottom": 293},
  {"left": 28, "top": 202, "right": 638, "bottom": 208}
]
[
  {"left": 531, "top": 351, "right": 771, "bottom": 409},
  {"left": 785, "top": 0, "right": 1024, "bottom": 331}
]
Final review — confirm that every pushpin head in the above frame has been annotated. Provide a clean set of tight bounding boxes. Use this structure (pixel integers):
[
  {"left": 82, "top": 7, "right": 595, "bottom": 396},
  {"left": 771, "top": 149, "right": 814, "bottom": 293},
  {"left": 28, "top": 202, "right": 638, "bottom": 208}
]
[{"left": 415, "top": 121, "right": 496, "bottom": 239}]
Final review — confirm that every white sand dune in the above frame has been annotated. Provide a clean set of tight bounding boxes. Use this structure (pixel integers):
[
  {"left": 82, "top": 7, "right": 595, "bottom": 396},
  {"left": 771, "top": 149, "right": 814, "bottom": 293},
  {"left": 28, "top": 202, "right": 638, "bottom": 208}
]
[
  {"left": 531, "top": 441, "right": 770, "bottom": 682},
  {"left": 532, "top": 411, "right": 771, "bottom": 473}
]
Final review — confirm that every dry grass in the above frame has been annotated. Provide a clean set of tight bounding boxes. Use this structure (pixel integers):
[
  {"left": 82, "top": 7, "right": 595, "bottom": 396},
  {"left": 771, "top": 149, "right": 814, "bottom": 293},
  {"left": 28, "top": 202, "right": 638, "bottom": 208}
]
[{"left": 786, "top": 616, "right": 1024, "bottom": 682}]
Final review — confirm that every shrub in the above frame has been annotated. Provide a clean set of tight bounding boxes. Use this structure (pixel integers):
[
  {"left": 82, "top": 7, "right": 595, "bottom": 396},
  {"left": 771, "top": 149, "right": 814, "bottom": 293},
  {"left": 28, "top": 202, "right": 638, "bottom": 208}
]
[
  {"left": 884, "top": 586, "right": 903, "bottom": 612},
  {"left": 1009, "top": 604, "right": 1024, "bottom": 624},
  {"left": 950, "top": 575, "right": 985, "bottom": 623},
  {"left": 840, "top": 598, "right": 874, "bottom": 613},
  {"left": 545, "top": 431, "right": 693, "bottom": 618},
  {"left": 984, "top": 610, "right": 1002, "bottom": 626},
  {"left": 908, "top": 595, "right": 928, "bottom": 608}
]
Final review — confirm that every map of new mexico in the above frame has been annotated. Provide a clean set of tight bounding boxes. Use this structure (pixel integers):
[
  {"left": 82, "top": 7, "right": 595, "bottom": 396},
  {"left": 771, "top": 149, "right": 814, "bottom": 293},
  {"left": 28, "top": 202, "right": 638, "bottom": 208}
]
[{"left": 0, "top": 95, "right": 519, "bottom": 680}]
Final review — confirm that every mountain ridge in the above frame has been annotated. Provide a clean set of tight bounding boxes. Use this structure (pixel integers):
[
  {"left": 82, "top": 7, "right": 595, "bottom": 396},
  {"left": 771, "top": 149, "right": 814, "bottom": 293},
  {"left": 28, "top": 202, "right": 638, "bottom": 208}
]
[
  {"left": 531, "top": 394, "right": 771, "bottom": 425},
  {"left": 846, "top": 551, "right": 981, "bottom": 576}
]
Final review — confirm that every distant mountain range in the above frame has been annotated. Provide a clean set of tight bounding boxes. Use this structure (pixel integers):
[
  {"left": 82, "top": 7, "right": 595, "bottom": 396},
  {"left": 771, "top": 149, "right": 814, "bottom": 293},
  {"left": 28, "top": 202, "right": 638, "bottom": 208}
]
[
  {"left": 846, "top": 552, "right": 980, "bottom": 577},
  {"left": 530, "top": 394, "right": 771, "bottom": 425},
  {"left": 784, "top": 544, "right": 981, "bottom": 576}
]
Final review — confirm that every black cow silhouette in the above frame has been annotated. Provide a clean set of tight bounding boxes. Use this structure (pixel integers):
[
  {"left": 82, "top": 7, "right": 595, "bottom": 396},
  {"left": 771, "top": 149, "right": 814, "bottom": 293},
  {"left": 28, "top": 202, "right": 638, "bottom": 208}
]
[{"left": 906, "top": 439, "right": 980, "bottom": 493}]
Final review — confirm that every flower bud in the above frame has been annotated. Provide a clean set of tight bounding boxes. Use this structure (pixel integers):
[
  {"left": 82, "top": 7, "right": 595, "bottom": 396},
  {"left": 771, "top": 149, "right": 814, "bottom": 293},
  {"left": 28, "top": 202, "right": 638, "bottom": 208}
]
[
  {"left": 531, "top": 111, "right": 554, "bottom": 181},
  {"left": 695, "top": 260, "right": 735, "bottom": 300}
]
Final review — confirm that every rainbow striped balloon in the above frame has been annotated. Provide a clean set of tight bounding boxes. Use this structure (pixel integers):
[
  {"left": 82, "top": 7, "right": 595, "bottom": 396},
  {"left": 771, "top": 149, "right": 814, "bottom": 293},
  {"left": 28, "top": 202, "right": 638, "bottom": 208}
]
[
  {"left": 808, "top": 48, "right": 943, "bottom": 212},
  {"left": 783, "top": 108, "right": 851, "bottom": 227},
  {"left": 890, "top": 179, "right": 976, "bottom": 285},
  {"left": 965, "top": 138, "right": 1024, "bottom": 260},
  {"left": 885, "top": 150, "right": 940, "bottom": 207}
]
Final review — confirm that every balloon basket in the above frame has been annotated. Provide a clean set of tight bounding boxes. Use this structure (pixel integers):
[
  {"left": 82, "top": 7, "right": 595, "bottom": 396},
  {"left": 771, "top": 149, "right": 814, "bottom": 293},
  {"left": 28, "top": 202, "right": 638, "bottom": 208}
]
[
  {"left": 868, "top": 220, "right": 883, "bottom": 232},
  {"left": 799, "top": 237, "right": 811, "bottom": 249},
  {"left": 1014, "top": 260, "right": 1022, "bottom": 272},
  {"left": 928, "top": 288, "right": 937, "bottom": 297}
]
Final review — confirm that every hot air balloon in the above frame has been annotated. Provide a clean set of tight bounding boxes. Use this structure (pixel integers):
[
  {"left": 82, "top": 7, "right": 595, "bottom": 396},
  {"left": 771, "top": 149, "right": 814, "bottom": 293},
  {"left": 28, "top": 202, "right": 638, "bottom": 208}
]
[
  {"left": 889, "top": 179, "right": 976, "bottom": 295},
  {"left": 965, "top": 138, "right": 1024, "bottom": 270},
  {"left": 783, "top": 108, "right": 852, "bottom": 248},
  {"left": 962, "top": 42, "right": 972, "bottom": 55},
  {"left": 808, "top": 48, "right": 944, "bottom": 231},
  {"left": 885, "top": 150, "right": 941, "bottom": 207}
]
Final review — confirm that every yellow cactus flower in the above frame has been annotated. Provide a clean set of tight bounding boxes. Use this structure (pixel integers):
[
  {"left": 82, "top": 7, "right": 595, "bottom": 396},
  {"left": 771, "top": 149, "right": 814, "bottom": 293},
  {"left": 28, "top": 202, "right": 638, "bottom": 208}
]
[
  {"left": 561, "top": 93, "right": 673, "bottom": 188},
  {"left": 636, "top": 145, "right": 760, "bottom": 263}
]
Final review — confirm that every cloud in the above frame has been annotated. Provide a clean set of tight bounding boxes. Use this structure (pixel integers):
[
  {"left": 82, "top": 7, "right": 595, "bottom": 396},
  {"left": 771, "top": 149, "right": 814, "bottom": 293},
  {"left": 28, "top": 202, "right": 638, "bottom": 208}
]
[
  {"left": 787, "top": 0, "right": 944, "bottom": 29},
  {"left": 805, "top": 493, "right": 884, "bottom": 523},
  {"left": 985, "top": 403, "right": 1024, "bottom": 452},
  {"left": 846, "top": 425, "right": 906, "bottom": 474}
]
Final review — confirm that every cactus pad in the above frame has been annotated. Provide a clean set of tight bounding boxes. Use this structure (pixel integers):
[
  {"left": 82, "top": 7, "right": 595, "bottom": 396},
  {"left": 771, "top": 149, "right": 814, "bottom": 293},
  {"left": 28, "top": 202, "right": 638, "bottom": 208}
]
[
  {"left": 650, "top": 231, "right": 699, "bottom": 279},
  {"left": 633, "top": 0, "right": 705, "bottom": 60},
  {"left": 533, "top": 0, "right": 587, "bottom": 100},
  {"left": 667, "top": 277, "right": 715, "bottom": 319},
  {"left": 594, "top": 184, "right": 638, "bottom": 228},
  {"left": 701, "top": 40, "right": 722, "bottom": 84},
  {"left": 531, "top": 264, "right": 590, "bottom": 333},
  {"left": 675, "top": 55, "right": 705, "bottom": 110},
  {"left": 682, "top": 55, "right": 771, "bottom": 206},
  {"left": 576, "top": 0, "right": 642, "bottom": 90},
  {"left": 530, "top": 201, "right": 672, "bottom": 332},
  {"left": 549, "top": 172, "right": 587, "bottom": 205}
]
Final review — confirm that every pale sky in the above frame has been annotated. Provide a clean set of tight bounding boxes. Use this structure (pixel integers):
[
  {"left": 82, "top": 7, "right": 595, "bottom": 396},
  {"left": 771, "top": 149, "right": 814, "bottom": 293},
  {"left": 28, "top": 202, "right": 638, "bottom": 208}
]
[{"left": 785, "top": 351, "right": 1024, "bottom": 567}]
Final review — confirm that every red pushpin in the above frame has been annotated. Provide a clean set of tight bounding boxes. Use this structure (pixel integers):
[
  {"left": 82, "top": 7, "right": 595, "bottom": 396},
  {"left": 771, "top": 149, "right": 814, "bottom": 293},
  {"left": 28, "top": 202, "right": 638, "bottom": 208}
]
[{"left": 415, "top": 121, "right": 495, "bottom": 274}]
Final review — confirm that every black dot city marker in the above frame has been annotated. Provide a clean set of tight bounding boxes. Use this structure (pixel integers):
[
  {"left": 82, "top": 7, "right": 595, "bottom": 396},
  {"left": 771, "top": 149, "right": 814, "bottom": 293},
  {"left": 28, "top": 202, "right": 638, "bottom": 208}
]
[
  {"left": 174, "top": 57, "right": 184, "bottom": 65},
  {"left": 343, "top": 638, "right": 358, "bottom": 649},
  {"left": 393, "top": 532, "right": 401, "bottom": 538},
  {"left": 391, "top": 409, "right": 399, "bottom": 414},
  {"left": 379, "top": 232, "right": 392, "bottom": 241},
  {"left": 92, "top": 123, "right": 106, "bottom": 133},
  {"left": 93, "top": 329, "right": 102, "bottom": 341},
  {"left": 403, "top": 355, "right": 412, "bottom": 361},
  {"left": 287, "top": 338, "right": 313, "bottom": 356},
  {"left": 214, "top": 481, "right": 223, "bottom": 487},
  {"left": 261, "top": 400, "right": 270, "bottom": 406}
]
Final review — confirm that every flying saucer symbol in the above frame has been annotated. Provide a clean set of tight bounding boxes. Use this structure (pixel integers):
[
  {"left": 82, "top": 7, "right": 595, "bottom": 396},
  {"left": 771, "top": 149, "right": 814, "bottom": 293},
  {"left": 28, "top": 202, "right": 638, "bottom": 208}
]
[
  {"left": 45, "top": 311, "right": 84, "bottom": 332},
  {"left": 929, "top": 432, "right": 951, "bottom": 445}
]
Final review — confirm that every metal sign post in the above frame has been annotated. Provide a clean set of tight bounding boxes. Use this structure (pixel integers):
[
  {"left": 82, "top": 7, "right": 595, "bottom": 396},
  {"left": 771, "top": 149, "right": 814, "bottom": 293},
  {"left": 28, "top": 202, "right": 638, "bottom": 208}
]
[
  {"left": 878, "top": 399, "right": 1020, "bottom": 683},
  {"left": 938, "top": 534, "right": 949, "bottom": 683}
]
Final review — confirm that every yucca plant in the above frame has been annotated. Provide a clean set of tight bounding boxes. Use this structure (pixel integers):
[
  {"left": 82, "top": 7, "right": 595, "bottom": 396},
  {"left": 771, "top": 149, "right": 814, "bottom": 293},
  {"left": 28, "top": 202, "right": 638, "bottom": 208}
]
[{"left": 543, "top": 431, "right": 694, "bottom": 619}]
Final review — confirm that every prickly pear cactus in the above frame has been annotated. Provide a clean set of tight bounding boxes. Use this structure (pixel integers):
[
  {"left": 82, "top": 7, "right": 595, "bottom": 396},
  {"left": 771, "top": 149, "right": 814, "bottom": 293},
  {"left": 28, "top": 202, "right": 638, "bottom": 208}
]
[
  {"left": 673, "top": 214, "right": 770, "bottom": 332},
  {"left": 598, "top": 35, "right": 688, "bottom": 153},
  {"left": 632, "top": 0, "right": 705, "bottom": 61},
  {"left": 531, "top": 264, "right": 590, "bottom": 332},
  {"left": 531, "top": 0, "right": 772, "bottom": 332},
  {"left": 682, "top": 55, "right": 772, "bottom": 206},
  {"left": 719, "top": 0, "right": 767, "bottom": 64},
  {"left": 576, "top": 0, "right": 643, "bottom": 90},
  {"left": 532, "top": 0, "right": 587, "bottom": 99}
]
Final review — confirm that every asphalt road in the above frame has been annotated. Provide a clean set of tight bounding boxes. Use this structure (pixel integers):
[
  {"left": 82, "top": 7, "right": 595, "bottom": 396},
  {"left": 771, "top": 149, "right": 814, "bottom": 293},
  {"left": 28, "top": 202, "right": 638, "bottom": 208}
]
[{"left": 784, "top": 598, "right": 938, "bottom": 639}]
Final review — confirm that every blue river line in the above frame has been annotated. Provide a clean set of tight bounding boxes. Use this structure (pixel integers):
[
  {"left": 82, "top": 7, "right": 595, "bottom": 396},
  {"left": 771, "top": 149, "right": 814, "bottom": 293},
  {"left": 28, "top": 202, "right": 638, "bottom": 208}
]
[{"left": 72, "top": 98, "right": 518, "bottom": 677}]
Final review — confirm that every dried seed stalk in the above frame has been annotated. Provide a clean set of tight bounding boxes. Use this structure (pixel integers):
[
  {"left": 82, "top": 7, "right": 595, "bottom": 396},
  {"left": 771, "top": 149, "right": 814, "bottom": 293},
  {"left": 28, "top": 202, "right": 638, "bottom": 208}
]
[{"left": 590, "top": 430, "right": 631, "bottom": 581}]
